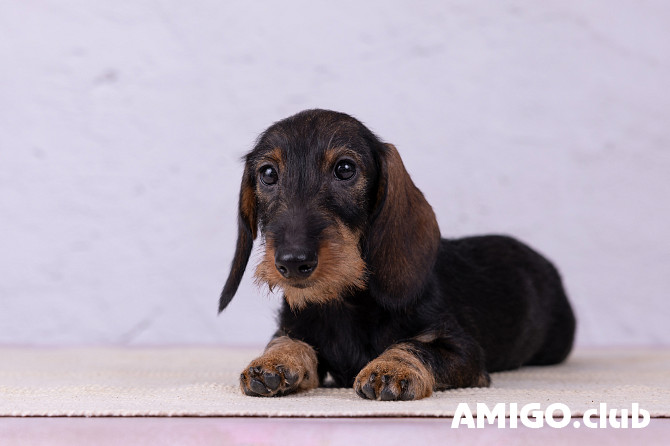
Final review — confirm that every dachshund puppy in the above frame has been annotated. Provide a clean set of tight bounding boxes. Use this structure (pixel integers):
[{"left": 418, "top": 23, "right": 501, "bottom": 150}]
[{"left": 219, "top": 109, "right": 576, "bottom": 401}]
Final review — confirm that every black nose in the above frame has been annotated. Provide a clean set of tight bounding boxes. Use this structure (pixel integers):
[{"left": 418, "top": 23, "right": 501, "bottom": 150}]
[{"left": 275, "top": 249, "right": 318, "bottom": 279}]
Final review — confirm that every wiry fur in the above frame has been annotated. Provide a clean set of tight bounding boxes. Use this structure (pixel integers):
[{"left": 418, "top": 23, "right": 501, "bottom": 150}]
[{"left": 253, "top": 224, "right": 367, "bottom": 310}]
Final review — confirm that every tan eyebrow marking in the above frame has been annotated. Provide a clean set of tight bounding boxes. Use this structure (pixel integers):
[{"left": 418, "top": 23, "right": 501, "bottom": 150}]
[
  {"left": 322, "top": 147, "right": 362, "bottom": 172},
  {"left": 256, "top": 147, "right": 285, "bottom": 171}
]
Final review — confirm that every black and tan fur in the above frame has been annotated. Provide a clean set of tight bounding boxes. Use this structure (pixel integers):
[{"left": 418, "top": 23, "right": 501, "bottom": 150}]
[{"left": 219, "top": 109, "right": 576, "bottom": 401}]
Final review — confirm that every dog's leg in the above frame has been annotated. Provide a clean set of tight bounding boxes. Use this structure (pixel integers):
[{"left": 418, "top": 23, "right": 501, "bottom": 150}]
[
  {"left": 240, "top": 335, "right": 319, "bottom": 397},
  {"left": 354, "top": 337, "right": 490, "bottom": 401}
]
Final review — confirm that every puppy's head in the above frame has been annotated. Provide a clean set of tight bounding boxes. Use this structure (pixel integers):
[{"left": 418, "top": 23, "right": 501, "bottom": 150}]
[{"left": 219, "top": 109, "right": 440, "bottom": 312}]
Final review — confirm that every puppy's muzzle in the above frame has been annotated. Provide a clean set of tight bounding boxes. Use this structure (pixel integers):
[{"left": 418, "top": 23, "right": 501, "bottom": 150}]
[{"left": 274, "top": 248, "right": 318, "bottom": 279}]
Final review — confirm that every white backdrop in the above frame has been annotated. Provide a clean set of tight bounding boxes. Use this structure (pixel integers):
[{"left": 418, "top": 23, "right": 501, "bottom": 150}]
[{"left": 1, "top": 1, "right": 668, "bottom": 347}]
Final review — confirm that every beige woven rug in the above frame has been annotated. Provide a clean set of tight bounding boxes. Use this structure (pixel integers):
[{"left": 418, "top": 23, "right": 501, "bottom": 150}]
[{"left": 1, "top": 347, "right": 668, "bottom": 417}]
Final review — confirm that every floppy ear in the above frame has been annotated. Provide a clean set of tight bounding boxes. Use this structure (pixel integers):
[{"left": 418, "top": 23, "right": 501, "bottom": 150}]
[
  {"left": 366, "top": 143, "right": 441, "bottom": 309},
  {"left": 219, "top": 163, "right": 257, "bottom": 313}
]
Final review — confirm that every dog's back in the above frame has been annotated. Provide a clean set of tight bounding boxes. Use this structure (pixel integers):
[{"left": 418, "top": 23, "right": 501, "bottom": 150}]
[{"left": 435, "top": 235, "right": 575, "bottom": 372}]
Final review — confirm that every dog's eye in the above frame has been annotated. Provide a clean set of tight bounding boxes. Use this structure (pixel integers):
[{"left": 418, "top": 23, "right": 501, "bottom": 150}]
[
  {"left": 334, "top": 160, "right": 356, "bottom": 181},
  {"left": 259, "top": 165, "right": 278, "bottom": 186}
]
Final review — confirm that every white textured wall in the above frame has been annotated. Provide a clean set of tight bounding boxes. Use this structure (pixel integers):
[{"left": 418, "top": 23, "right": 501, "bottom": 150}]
[{"left": 1, "top": 1, "right": 668, "bottom": 346}]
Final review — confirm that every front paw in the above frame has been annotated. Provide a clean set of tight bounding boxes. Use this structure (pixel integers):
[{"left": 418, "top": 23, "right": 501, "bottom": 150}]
[
  {"left": 239, "top": 336, "right": 318, "bottom": 397},
  {"left": 354, "top": 346, "right": 434, "bottom": 401},
  {"left": 240, "top": 361, "right": 303, "bottom": 396}
]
